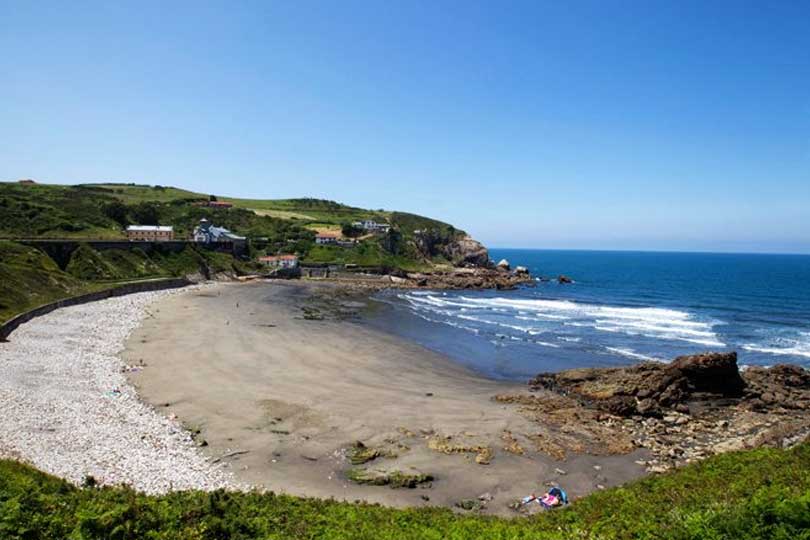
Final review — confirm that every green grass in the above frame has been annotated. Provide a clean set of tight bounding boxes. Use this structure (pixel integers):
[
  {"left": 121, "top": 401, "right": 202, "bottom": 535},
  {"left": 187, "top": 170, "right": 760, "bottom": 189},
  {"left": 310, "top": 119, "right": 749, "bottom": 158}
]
[
  {"left": 0, "top": 241, "right": 256, "bottom": 323},
  {"left": 0, "top": 183, "right": 125, "bottom": 238},
  {"left": 81, "top": 183, "right": 207, "bottom": 204},
  {"left": 0, "top": 241, "right": 112, "bottom": 323},
  {"left": 302, "top": 243, "right": 432, "bottom": 272},
  {"left": 219, "top": 197, "right": 390, "bottom": 225},
  {"left": 0, "top": 442, "right": 808, "bottom": 539},
  {"left": 65, "top": 244, "right": 169, "bottom": 281}
]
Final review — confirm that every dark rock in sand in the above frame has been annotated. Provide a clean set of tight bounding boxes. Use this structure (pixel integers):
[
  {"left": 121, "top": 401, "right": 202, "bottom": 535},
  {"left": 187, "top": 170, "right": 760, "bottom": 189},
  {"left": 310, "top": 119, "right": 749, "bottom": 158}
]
[
  {"left": 668, "top": 352, "right": 745, "bottom": 396},
  {"left": 347, "top": 468, "right": 434, "bottom": 488}
]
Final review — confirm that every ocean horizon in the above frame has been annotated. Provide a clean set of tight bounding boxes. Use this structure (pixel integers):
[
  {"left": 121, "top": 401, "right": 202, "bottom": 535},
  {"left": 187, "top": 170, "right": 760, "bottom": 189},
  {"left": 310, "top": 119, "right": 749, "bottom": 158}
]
[
  {"left": 367, "top": 248, "right": 810, "bottom": 380},
  {"left": 491, "top": 247, "right": 810, "bottom": 257}
]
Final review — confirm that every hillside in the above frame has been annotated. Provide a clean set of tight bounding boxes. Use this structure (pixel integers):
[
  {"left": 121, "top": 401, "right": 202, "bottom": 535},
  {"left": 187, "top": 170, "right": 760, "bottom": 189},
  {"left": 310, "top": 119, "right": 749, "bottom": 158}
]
[
  {"left": 0, "top": 241, "right": 103, "bottom": 323},
  {"left": 0, "top": 181, "right": 486, "bottom": 269},
  {"left": 0, "top": 240, "right": 258, "bottom": 324}
]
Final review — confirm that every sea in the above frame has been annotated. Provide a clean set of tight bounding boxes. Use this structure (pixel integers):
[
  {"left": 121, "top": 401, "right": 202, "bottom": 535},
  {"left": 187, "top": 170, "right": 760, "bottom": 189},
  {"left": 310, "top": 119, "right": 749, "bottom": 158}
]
[{"left": 366, "top": 249, "right": 810, "bottom": 381}]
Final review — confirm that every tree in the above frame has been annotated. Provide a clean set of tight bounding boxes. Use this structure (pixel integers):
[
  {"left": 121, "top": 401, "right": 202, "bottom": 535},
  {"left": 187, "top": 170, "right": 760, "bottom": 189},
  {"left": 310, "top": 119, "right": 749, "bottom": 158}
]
[
  {"left": 209, "top": 194, "right": 218, "bottom": 202},
  {"left": 103, "top": 201, "right": 129, "bottom": 227},
  {"left": 131, "top": 202, "right": 160, "bottom": 225},
  {"left": 341, "top": 222, "right": 363, "bottom": 238},
  {"left": 381, "top": 228, "right": 402, "bottom": 255}
]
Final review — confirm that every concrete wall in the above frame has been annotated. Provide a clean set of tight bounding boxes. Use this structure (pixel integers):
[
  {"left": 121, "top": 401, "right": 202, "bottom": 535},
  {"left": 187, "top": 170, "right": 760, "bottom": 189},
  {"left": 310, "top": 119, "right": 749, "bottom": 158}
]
[{"left": 0, "top": 277, "right": 190, "bottom": 341}]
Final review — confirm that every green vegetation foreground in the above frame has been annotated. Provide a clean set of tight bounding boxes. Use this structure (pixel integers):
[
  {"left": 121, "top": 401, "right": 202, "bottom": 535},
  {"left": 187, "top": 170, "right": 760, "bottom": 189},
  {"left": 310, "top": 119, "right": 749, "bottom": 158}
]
[{"left": 1, "top": 442, "right": 809, "bottom": 540}]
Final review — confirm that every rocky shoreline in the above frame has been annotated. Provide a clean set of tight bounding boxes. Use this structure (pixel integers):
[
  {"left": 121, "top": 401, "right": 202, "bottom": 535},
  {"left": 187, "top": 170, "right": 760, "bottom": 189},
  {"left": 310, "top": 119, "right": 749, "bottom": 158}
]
[
  {"left": 293, "top": 266, "right": 535, "bottom": 292},
  {"left": 496, "top": 353, "right": 810, "bottom": 474}
]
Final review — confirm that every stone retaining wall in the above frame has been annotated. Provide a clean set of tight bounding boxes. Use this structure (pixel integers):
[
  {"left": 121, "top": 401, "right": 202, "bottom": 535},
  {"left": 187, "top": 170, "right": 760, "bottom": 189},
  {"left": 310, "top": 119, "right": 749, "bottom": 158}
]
[{"left": 0, "top": 278, "right": 190, "bottom": 341}]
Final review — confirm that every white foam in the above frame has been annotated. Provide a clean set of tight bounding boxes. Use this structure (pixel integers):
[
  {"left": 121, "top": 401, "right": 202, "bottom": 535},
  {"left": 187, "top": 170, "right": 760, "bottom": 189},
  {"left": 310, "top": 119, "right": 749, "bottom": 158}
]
[
  {"left": 742, "top": 340, "right": 810, "bottom": 359},
  {"left": 606, "top": 347, "right": 663, "bottom": 362},
  {"left": 533, "top": 341, "right": 561, "bottom": 348},
  {"left": 400, "top": 292, "right": 725, "bottom": 349}
]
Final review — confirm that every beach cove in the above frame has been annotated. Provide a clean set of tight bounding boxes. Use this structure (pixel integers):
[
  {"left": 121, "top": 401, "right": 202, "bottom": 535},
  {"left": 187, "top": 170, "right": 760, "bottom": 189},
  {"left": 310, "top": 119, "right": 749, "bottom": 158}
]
[{"left": 122, "top": 281, "right": 647, "bottom": 513}]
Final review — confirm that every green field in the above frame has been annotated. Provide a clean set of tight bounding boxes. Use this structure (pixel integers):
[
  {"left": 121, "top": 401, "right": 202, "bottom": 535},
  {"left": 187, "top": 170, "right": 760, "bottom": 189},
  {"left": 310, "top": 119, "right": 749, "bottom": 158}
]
[
  {"left": 79, "top": 183, "right": 208, "bottom": 204},
  {"left": 1, "top": 441, "right": 807, "bottom": 539},
  {"left": 84, "top": 183, "right": 391, "bottom": 225}
]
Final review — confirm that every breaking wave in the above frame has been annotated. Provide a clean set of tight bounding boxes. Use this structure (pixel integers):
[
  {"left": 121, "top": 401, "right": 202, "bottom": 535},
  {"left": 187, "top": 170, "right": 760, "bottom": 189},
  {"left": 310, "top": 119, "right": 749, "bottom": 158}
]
[
  {"left": 605, "top": 347, "right": 664, "bottom": 362},
  {"left": 400, "top": 293, "right": 724, "bottom": 348},
  {"left": 742, "top": 332, "right": 810, "bottom": 359}
]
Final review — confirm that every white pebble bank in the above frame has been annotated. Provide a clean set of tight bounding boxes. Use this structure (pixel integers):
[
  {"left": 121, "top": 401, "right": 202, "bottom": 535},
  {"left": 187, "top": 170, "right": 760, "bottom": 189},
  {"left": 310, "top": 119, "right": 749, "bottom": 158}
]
[{"left": 0, "top": 287, "right": 236, "bottom": 493}]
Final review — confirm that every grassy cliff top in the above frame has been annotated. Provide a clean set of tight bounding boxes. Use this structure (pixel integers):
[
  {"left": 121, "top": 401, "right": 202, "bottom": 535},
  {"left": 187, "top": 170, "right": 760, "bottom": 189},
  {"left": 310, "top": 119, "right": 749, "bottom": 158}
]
[{"left": 0, "top": 181, "right": 463, "bottom": 238}]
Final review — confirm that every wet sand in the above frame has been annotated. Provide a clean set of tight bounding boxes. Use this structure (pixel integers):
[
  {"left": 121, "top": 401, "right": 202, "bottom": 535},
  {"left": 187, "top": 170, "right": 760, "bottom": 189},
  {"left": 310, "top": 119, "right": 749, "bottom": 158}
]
[{"left": 124, "top": 281, "right": 647, "bottom": 514}]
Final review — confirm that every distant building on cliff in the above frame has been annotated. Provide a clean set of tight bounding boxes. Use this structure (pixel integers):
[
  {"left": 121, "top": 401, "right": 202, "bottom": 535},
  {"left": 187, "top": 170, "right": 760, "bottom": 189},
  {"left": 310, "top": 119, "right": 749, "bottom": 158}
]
[
  {"left": 352, "top": 219, "right": 390, "bottom": 233},
  {"left": 314, "top": 231, "right": 341, "bottom": 245},
  {"left": 258, "top": 254, "right": 299, "bottom": 269},
  {"left": 192, "top": 200, "right": 233, "bottom": 209},
  {"left": 126, "top": 225, "right": 174, "bottom": 241},
  {"left": 192, "top": 218, "right": 245, "bottom": 244}
]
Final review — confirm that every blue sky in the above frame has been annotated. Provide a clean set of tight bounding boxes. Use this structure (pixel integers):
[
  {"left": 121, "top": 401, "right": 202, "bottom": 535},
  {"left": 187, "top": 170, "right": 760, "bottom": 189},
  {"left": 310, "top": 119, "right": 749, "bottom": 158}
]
[{"left": 2, "top": 1, "right": 809, "bottom": 253}]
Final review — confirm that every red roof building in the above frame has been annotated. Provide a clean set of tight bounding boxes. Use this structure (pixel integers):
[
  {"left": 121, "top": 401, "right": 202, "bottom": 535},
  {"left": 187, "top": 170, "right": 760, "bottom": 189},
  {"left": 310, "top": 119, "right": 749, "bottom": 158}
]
[
  {"left": 259, "top": 254, "right": 299, "bottom": 269},
  {"left": 192, "top": 200, "right": 233, "bottom": 208}
]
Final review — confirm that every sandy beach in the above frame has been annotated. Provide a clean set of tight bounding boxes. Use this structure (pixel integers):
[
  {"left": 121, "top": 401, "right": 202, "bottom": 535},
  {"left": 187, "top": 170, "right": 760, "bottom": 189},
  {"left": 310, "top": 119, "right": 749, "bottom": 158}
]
[{"left": 123, "top": 281, "right": 648, "bottom": 513}]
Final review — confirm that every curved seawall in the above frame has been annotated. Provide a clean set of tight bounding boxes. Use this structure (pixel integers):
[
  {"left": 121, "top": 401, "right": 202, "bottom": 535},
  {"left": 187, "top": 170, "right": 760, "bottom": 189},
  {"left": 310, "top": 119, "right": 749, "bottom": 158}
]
[{"left": 0, "top": 277, "right": 190, "bottom": 341}]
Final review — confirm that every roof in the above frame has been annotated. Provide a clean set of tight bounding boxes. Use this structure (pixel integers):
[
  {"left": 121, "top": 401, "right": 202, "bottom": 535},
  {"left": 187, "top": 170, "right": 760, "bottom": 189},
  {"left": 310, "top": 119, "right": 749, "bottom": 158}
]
[
  {"left": 192, "top": 201, "right": 233, "bottom": 207},
  {"left": 126, "top": 225, "right": 173, "bottom": 232},
  {"left": 315, "top": 231, "right": 341, "bottom": 238},
  {"left": 259, "top": 255, "right": 298, "bottom": 262}
]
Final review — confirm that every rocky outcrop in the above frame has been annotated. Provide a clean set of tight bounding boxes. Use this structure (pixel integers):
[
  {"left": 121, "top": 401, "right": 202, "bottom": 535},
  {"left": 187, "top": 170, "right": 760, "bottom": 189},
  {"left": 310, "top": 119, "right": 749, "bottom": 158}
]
[
  {"left": 443, "top": 235, "right": 489, "bottom": 267},
  {"left": 508, "top": 353, "right": 810, "bottom": 473},
  {"left": 741, "top": 364, "right": 810, "bottom": 411},
  {"left": 670, "top": 352, "right": 745, "bottom": 395},
  {"left": 530, "top": 352, "right": 755, "bottom": 417},
  {"left": 404, "top": 268, "right": 533, "bottom": 290}
]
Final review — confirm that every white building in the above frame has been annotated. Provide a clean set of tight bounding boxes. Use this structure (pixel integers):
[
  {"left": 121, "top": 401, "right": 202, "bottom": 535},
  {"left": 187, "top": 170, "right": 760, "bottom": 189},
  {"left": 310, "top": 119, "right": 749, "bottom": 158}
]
[
  {"left": 126, "top": 225, "right": 174, "bottom": 241},
  {"left": 192, "top": 218, "right": 245, "bottom": 243},
  {"left": 352, "top": 220, "right": 390, "bottom": 233},
  {"left": 314, "top": 231, "right": 340, "bottom": 245},
  {"left": 258, "top": 255, "right": 299, "bottom": 269}
]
